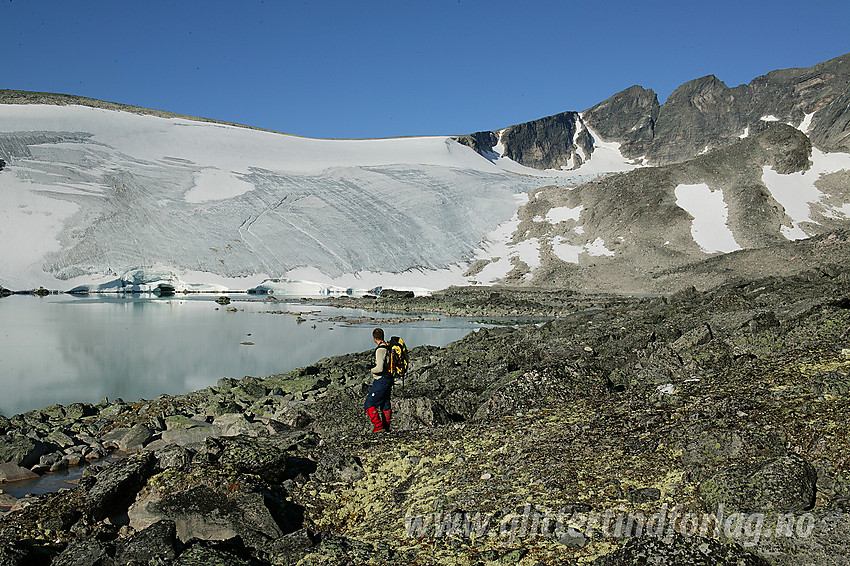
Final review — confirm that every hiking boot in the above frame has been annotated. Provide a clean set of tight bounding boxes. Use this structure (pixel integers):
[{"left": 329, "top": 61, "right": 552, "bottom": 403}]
[{"left": 366, "top": 406, "right": 384, "bottom": 432}]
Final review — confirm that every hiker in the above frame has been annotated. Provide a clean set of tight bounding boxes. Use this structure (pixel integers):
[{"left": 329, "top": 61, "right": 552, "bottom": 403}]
[{"left": 364, "top": 327, "right": 393, "bottom": 432}]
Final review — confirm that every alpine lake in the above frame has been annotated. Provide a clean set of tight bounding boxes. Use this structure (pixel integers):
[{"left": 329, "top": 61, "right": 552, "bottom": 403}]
[{"left": 0, "top": 292, "right": 485, "bottom": 419}]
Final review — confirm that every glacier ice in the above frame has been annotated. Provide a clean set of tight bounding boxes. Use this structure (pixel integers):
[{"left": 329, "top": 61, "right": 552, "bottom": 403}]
[{"left": 0, "top": 104, "right": 552, "bottom": 291}]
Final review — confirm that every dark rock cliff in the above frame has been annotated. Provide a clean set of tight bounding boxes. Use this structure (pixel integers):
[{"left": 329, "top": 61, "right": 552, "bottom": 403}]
[
  {"left": 454, "top": 130, "right": 498, "bottom": 156},
  {"left": 810, "top": 83, "right": 850, "bottom": 152},
  {"left": 499, "top": 111, "right": 592, "bottom": 170},
  {"left": 581, "top": 85, "right": 660, "bottom": 158},
  {"left": 456, "top": 111, "right": 594, "bottom": 170}
]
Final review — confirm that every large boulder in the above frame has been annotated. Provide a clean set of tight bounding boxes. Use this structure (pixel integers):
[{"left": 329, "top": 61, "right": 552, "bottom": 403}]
[
  {"left": 699, "top": 454, "right": 818, "bottom": 514},
  {"left": 393, "top": 397, "right": 453, "bottom": 430},
  {"left": 677, "top": 428, "right": 787, "bottom": 481},
  {"left": 115, "top": 519, "right": 178, "bottom": 564},
  {"left": 64, "top": 402, "right": 97, "bottom": 420},
  {"left": 51, "top": 539, "right": 116, "bottom": 566},
  {"left": 128, "top": 484, "right": 285, "bottom": 548},
  {"left": 216, "top": 435, "right": 291, "bottom": 483},
  {"left": 83, "top": 451, "right": 157, "bottom": 521},
  {"left": 159, "top": 416, "right": 222, "bottom": 447},
  {"left": 150, "top": 444, "right": 194, "bottom": 472},
  {"left": 101, "top": 423, "right": 153, "bottom": 453},
  {"left": 0, "top": 435, "right": 52, "bottom": 468},
  {"left": 212, "top": 412, "right": 265, "bottom": 437},
  {"left": 311, "top": 449, "right": 365, "bottom": 483}
]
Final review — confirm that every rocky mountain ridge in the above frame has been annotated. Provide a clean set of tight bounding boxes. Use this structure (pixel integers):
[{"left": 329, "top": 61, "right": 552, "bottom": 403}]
[{"left": 459, "top": 53, "right": 850, "bottom": 169}]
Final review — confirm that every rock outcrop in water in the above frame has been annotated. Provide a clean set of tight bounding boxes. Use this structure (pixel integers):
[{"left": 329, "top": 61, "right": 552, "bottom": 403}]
[{"left": 1, "top": 263, "right": 850, "bottom": 564}]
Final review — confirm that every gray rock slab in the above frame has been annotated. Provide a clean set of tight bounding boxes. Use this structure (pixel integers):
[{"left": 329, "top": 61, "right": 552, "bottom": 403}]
[
  {"left": 0, "top": 462, "right": 39, "bottom": 482},
  {"left": 160, "top": 424, "right": 222, "bottom": 447},
  {"left": 394, "top": 397, "right": 453, "bottom": 430},
  {"left": 101, "top": 423, "right": 153, "bottom": 453},
  {"left": 129, "top": 485, "right": 284, "bottom": 548},
  {"left": 85, "top": 452, "right": 156, "bottom": 521},
  {"left": 213, "top": 413, "right": 263, "bottom": 437}
]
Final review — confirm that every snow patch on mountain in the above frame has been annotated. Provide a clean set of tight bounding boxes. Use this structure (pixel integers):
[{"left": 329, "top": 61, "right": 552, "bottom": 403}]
[
  {"left": 572, "top": 119, "right": 587, "bottom": 165},
  {"left": 546, "top": 205, "right": 583, "bottom": 224},
  {"left": 455, "top": 193, "right": 548, "bottom": 284},
  {"left": 481, "top": 120, "right": 637, "bottom": 179},
  {"left": 492, "top": 129, "right": 506, "bottom": 157},
  {"left": 761, "top": 147, "right": 850, "bottom": 240},
  {"left": 798, "top": 112, "right": 816, "bottom": 134},
  {"left": 572, "top": 121, "right": 637, "bottom": 176},
  {"left": 552, "top": 236, "right": 615, "bottom": 263},
  {"left": 674, "top": 183, "right": 741, "bottom": 253}
]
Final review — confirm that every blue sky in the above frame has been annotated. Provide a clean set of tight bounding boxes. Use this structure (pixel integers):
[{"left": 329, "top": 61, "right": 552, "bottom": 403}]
[{"left": 2, "top": 1, "right": 849, "bottom": 139}]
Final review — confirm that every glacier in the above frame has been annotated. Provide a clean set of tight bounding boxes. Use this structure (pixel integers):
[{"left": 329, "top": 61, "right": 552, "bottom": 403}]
[{"left": 0, "top": 104, "right": 570, "bottom": 292}]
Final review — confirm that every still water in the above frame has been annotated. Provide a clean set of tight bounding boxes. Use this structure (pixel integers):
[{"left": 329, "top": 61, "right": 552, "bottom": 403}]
[{"left": 0, "top": 294, "right": 480, "bottom": 417}]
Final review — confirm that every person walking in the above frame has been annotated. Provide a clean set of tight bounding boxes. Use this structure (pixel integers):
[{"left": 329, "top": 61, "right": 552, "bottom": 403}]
[{"left": 364, "top": 327, "right": 393, "bottom": 432}]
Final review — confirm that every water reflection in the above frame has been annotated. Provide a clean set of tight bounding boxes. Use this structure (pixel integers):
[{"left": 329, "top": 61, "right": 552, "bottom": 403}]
[{"left": 0, "top": 295, "right": 478, "bottom": 416}]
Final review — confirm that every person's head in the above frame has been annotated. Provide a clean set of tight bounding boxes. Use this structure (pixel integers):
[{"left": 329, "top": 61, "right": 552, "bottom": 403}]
[{"left": 372, "top": 327, "right": 385, "bottom": 343}]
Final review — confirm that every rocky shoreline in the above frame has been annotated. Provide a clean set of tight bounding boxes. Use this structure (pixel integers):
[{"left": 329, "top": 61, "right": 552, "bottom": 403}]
[{"left": 1, "top": 270, "right": 850, "bottom": 565}]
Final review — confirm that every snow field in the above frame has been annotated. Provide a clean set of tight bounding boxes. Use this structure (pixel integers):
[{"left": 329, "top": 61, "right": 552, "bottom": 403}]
[
  {"left": 674, "top": 183, "right": 741, "bottom": 254},
  {"left": 761, "top": 148, "right": 850, "bottom": 240}
]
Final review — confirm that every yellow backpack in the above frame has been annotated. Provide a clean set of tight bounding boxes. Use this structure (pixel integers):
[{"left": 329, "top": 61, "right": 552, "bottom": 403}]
[{"left": 386, "top": 336, "right": 409, "bottom": 381}]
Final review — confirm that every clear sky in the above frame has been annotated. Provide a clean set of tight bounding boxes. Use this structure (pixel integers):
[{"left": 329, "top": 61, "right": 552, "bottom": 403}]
[{"left": 2, "top": 1, "right": 848, "bottom": 139}]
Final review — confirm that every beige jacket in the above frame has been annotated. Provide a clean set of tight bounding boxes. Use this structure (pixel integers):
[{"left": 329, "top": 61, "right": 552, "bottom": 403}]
[{"left": 370, "top": 343, "right": 388, "bottom": 379}]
